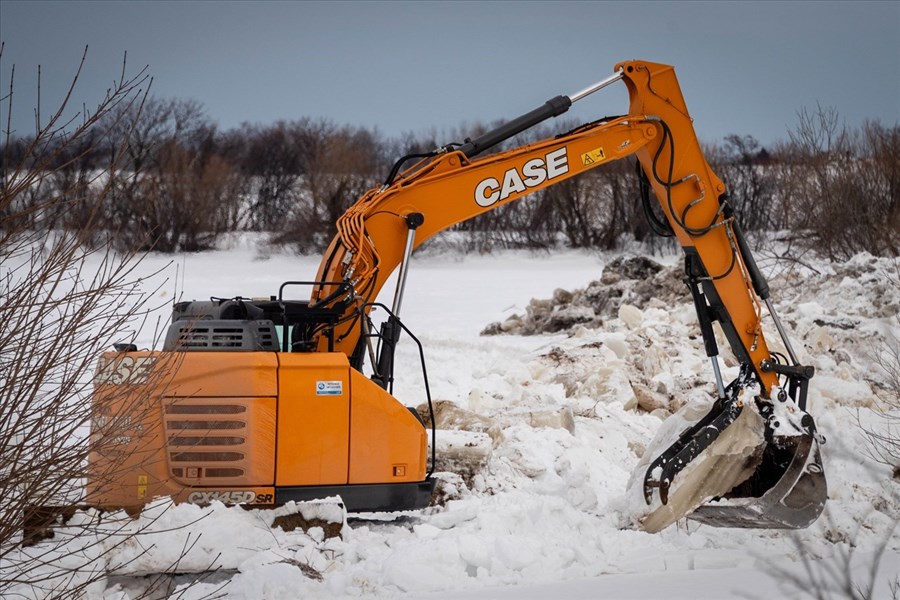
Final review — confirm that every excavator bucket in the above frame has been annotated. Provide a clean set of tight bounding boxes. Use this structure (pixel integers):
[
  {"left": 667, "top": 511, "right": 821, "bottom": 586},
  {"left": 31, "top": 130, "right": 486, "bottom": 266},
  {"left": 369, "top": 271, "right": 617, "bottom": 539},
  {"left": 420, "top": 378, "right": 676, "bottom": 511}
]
[
  {"left": 635, "top": 366, "right": 827, "bottom": 531},
  {"left": 689, "top": 431, "right": 826, "bottom": 529}
]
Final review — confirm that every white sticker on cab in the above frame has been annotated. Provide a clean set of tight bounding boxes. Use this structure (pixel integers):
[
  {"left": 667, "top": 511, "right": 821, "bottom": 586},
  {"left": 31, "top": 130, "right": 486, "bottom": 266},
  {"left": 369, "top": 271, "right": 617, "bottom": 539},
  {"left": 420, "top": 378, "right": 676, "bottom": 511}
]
[{"left": 316, "top": 381, "right": 343, "bottom": 396}]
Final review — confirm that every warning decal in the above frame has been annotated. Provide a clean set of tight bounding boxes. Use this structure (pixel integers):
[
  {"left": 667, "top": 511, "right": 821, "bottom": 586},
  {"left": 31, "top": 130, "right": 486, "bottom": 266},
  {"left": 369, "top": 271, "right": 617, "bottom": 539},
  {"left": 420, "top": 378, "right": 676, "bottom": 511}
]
[
  {"left": 581, "top": 147, "right": 606, "bottom": 166},
  {"left": 316, "top": 381, "right": 343, "bottom": 396}
]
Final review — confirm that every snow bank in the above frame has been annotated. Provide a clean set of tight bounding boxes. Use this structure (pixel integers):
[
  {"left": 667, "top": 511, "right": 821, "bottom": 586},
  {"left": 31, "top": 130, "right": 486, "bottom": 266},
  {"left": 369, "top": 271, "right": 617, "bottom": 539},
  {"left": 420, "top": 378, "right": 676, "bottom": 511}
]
[{"left": 7, "top": 244, "right": 899, "bottom": 599}]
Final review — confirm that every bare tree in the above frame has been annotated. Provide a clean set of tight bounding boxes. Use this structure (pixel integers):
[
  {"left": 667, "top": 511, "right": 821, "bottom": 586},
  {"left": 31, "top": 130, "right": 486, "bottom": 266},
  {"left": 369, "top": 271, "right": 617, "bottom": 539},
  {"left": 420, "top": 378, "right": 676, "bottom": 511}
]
[
  {"left": 274, "top": 119, "right": 385, "bottom": 252},
  {"left": 230, "top": 121, "right": 304, "bottom": 232},
  {"left": 99, "top": 96, "right": 241, "bottom": 252}
]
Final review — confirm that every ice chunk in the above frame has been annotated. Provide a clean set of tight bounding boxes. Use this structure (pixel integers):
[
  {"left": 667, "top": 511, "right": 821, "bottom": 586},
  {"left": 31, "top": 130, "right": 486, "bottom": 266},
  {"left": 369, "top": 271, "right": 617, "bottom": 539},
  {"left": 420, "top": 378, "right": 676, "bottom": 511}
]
[
  {"left": 626, "top": 396, "right": 766, "bottom": 533},
  {"left": 432, "top": 429, "right": 493, "bottom": 481},
  {"left": 618, "top": 304, "right": 644, "bottom": 329}
]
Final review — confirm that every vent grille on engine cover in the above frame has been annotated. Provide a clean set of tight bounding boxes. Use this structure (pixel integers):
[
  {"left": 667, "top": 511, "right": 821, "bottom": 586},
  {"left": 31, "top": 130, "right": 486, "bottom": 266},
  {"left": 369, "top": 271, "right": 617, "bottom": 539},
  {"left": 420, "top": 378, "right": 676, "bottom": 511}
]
[
  {"left": 163, "top": 319, "right": 278, "bottom": 352},
  {"left": 164, "top": 402, "right": 250, "bottom": 483}
]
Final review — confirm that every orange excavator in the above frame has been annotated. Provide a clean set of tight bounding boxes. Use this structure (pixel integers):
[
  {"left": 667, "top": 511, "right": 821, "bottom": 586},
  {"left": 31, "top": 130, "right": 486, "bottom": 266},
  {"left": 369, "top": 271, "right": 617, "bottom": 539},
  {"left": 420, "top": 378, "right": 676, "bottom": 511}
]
[{"left": 87, "top": 60, "right": 827, "bottom": 529}]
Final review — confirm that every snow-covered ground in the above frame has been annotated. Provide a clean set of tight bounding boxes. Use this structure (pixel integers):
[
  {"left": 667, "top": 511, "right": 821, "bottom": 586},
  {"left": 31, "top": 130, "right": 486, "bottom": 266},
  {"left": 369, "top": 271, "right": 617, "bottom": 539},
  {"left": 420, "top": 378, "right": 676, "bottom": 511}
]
[{"left": 4, "top": 237, "right": 899, "bottom": 599}]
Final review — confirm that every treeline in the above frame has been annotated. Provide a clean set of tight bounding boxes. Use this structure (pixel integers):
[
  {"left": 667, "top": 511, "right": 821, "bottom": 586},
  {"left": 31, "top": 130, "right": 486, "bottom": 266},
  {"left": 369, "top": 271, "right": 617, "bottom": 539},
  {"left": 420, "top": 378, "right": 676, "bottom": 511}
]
[{"left": 2, "top": 97, "right": 897, "bottom": 259}]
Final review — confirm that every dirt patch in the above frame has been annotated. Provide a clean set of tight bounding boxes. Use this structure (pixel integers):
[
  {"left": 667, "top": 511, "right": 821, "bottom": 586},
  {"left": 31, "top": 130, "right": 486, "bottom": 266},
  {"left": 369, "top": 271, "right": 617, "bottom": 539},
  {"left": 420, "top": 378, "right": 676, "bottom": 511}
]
[
  {"left": 481, "top": 256, "right": 687, "bottom": 336},
  {"left": 272, "top": 513, "right": 344, "bottom": 540}
]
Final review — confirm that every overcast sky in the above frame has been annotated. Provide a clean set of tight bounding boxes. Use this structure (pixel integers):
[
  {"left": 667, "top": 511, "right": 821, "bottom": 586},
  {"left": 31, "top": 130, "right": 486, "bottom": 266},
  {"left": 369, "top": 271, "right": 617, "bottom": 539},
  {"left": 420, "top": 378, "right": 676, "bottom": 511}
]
[{"left": 1, "top": 1, "right": 898, "bottom": 147}]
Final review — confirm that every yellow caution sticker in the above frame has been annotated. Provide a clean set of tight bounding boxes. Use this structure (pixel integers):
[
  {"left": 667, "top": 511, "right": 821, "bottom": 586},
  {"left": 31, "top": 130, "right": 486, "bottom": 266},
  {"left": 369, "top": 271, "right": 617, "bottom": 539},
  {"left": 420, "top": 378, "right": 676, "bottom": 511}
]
[
  {"left": 137, "top": 475, "right": 148, "bottom": 499},
  {"left": 581, "top": 147, "right": 606, "bottom": 166}
]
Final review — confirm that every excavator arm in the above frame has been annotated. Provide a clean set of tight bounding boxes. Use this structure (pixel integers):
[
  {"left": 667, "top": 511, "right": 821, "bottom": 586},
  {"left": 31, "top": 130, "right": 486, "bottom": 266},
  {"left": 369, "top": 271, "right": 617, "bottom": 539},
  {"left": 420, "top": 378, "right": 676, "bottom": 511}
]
[{"left": 307, "top": 60, "right": 826, "bottom": 529}]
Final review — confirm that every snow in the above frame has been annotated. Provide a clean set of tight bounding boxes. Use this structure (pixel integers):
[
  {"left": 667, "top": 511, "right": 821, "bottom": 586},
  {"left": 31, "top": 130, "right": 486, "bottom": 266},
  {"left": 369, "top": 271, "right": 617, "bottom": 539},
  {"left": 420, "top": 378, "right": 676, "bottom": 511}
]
[{"left": 3, "top": 236, "right": 899, "bottom": 599}]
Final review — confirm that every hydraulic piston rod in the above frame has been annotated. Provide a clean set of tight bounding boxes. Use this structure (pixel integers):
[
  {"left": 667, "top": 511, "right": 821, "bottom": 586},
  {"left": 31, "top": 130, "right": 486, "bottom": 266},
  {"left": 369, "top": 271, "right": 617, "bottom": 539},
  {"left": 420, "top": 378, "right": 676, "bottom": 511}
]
[
  {"left": 765, "top": 297, "right": 801, "bottom": 366},
  {"left": 568, "top": 69, "right": 624, "bottom": 103},
  {"left": 373, "top": 212, "right": 424, "bottom": 390},
  {"left": 458, "top": 69, "right": 625, "bottom": 159},
  {"left": 391, "top": 213, "right": 424, "bottom": 316}
]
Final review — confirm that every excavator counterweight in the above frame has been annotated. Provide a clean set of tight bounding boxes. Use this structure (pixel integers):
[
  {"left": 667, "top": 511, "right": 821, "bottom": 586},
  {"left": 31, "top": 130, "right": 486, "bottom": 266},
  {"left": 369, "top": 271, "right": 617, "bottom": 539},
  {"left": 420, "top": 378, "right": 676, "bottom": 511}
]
[{"left": 84, "top": 60, "right": 826, "bottom": 532}]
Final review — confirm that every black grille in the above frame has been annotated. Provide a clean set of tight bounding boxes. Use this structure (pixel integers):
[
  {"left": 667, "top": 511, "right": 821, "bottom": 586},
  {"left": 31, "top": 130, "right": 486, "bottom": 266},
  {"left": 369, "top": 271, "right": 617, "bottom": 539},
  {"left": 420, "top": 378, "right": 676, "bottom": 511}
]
[
  {"left": 163, "top": 319, "right": 278, "bottom": 352},
  {"left": 205, "top": 468, "right": 245, "bottom": 477},
  {"left": 167, "top": 420, "right": 245, "bottom": 430}
]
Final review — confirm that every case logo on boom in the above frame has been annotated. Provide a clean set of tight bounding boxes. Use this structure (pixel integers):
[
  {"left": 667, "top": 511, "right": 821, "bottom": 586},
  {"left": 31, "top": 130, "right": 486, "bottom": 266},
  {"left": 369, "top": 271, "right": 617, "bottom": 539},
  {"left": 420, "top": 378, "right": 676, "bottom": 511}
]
[{"left": 474, "top": 147, "right": 569, "bottom": 207}]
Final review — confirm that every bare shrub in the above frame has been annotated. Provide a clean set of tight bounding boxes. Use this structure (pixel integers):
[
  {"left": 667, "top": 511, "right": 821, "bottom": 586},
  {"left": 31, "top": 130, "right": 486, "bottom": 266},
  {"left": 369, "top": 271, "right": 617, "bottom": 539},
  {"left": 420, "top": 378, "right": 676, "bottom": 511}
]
[
  {"left": 771, "top": 263, "right": 900, "bottom": 600},
  {"left": 0, "top": 49, "right": 196, "bottom": 598},
  {"left": 860, "top": 260, "right": 900, "bottom": 478},
  {"left": 764, "top": 516, "right": 899, "bottom": 600},
  {"left": 705, "top": 134, "right": 779, "bottom": 232},
  {"left": 131, "top": 137, "right": 242, "bottom": 252},
  {"left": 227, "top": 121, "right": 305, "bottom": 232},
  {"left": 775, "top": 106, "right": 899, "bottom": 260}
]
